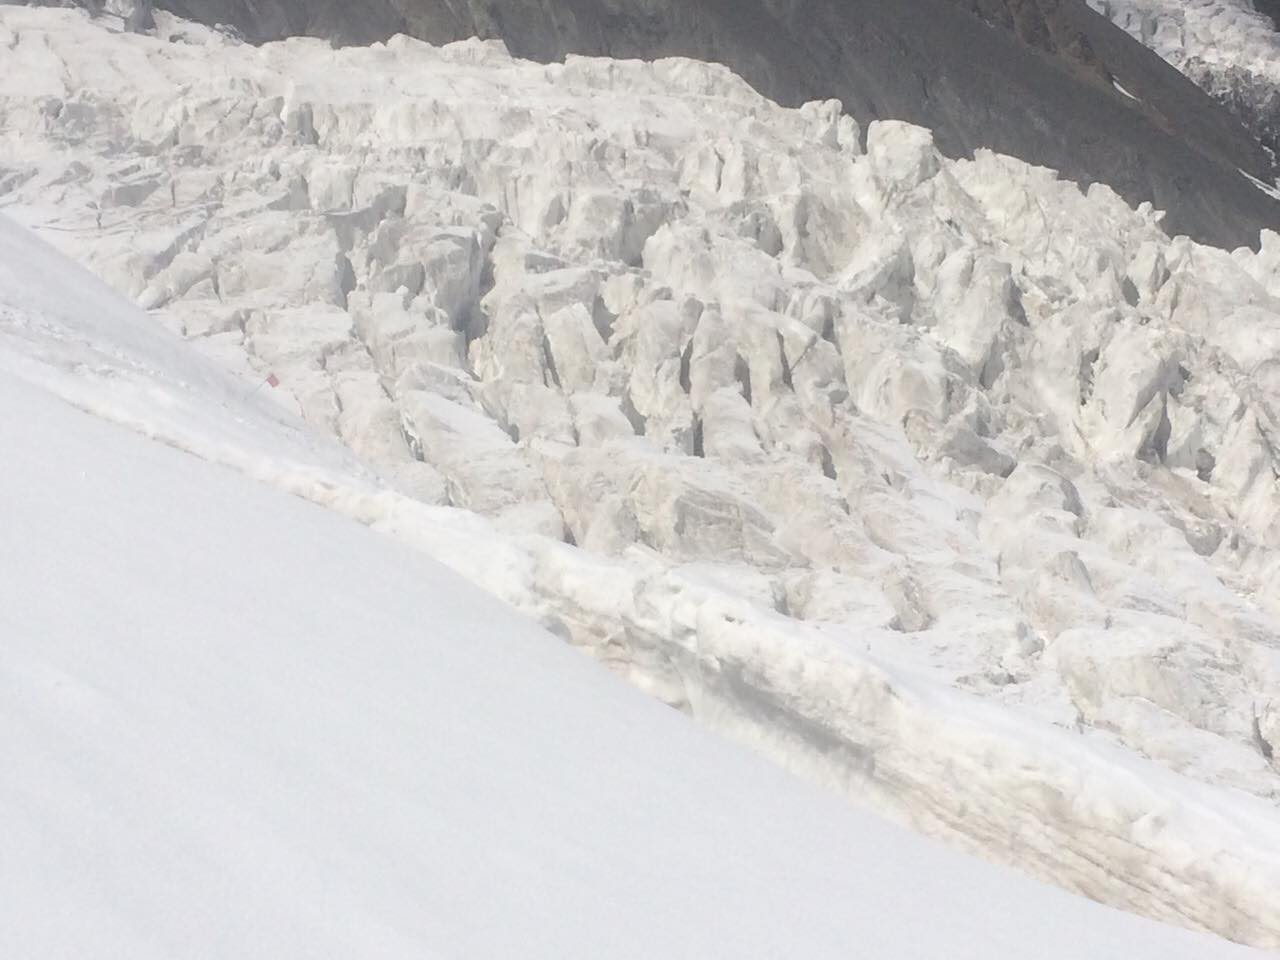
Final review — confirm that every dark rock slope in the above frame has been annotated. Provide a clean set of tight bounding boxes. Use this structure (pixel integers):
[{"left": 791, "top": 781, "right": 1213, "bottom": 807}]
[
  {"left": 1255, "top": 0, "right": 1280, "bottom": 29},
  {"left": 144, "top": 0, "right": 1280, "bottom": 247}
]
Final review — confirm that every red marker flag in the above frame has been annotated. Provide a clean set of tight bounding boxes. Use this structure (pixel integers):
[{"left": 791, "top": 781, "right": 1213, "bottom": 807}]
[{"left": 266, "top": 372, "right": 280, "bottom": 388}]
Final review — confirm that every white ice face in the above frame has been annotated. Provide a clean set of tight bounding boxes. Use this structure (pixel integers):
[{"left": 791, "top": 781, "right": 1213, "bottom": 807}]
[{"left": 2, "top": 6, "right": 1279, "bottom": 947}]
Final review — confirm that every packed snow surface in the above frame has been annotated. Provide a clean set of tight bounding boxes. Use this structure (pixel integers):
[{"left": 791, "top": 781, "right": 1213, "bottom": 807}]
[{"left": 2, "top": 7, "right": 1280, "bottom": 947}]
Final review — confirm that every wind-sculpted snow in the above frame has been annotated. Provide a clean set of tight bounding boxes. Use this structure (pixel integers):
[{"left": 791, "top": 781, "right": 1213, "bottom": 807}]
[
  {"left": 1090, "top": 0, "right": 1280, "bottom": 163},
  {"left": 2, "top": 7, "right": 1280, "bottom": 946}
]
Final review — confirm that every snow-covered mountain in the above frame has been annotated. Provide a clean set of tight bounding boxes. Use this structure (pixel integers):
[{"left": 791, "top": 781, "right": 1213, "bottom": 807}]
[
  {"left": 37, "top": 0, "right": 1280, "bottom": 248},
  {"left": 5, "top": 208, "right": 1274, "bottom": 959},
  {"left": 3, "top": 4, "right": 1280, "bottom": 951},
  {"left": 1090, "top": 0, "right": 1280, "bottom": 162}
]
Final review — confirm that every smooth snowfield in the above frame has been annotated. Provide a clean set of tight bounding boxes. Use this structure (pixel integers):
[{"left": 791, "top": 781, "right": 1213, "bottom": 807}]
[{"left": 3, "top": 242, "right": 1270, "bottom": 960}]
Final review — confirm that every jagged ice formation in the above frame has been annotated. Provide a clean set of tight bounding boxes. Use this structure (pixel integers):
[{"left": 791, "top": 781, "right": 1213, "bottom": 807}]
[{"left": 20, "top": 0, "right": 1280, "bottom": 249}]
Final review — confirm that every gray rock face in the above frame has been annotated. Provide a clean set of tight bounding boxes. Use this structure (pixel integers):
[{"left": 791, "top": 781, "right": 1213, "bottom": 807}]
[
  {"left": 1089, "top": 1, "right": 1280, "bottom": 172},
  {"left": 1192, "top": 60, "right": 1280, "bottom": 160},
  {"left": 17, "top": 0, "right": 155, "bottom": 30},
  {"left": 143, "top": 0, "right": 1280, "bottom": 248},
  {"left": 1255, "top": 0, "right": 1280, "bottom": 25}
]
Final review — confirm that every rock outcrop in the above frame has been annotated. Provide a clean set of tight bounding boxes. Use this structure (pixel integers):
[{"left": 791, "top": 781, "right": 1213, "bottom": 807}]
[{"left": 1091, "top": 0, "right": 1280, "bottom": 164}]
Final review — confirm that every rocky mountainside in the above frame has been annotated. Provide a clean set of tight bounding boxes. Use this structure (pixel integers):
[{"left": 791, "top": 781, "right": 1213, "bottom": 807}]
[
  {"left": 4, "top": 7, "right": 1280, "bottom": 946},
  {"left": 1090, "top": 0, "right": 1280, "bottom": 166},
  {"left": 69, "top": 0, "right": 1278, "bottom": 248},
  {"left": 1252, "top": 0, "right": 1280, "bottom": 23}
]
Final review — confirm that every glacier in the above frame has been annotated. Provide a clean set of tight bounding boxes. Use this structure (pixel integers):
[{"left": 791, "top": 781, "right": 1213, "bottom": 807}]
[
  {"left": 1, "top": 5, "right": 1280, "bottom": 948},
  {"left": 5, "top": 201, "right": 1275, "bottom": 959}
]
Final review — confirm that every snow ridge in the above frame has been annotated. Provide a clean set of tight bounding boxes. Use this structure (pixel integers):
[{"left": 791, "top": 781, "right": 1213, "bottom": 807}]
[{"left": 2, "top": 8, "right": 1280, "bottom": 946}]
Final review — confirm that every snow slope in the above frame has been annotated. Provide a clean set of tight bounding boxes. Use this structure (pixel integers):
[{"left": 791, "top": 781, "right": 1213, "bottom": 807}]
[
  {"left": 5, "top": 219, "right": 1274, "bottom": 960},
  {"left": 3, "top": 8, "right": 1280, "bottom": 947}
]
